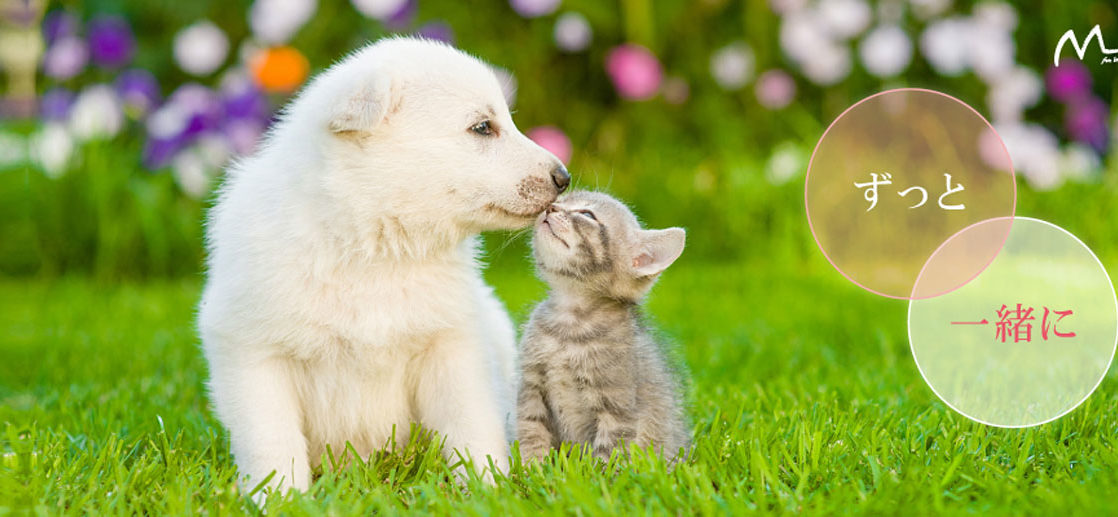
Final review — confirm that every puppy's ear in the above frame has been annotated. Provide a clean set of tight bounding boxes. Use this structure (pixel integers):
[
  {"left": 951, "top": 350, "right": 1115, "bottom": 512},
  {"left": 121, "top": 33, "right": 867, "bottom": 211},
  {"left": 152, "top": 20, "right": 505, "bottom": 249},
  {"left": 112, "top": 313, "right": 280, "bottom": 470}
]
[
  {"left": 631, "top": 227, "right": 686, "bottom": 277},
  {"left": 328, "top": 74, "right": 393, "bottom": 133}
]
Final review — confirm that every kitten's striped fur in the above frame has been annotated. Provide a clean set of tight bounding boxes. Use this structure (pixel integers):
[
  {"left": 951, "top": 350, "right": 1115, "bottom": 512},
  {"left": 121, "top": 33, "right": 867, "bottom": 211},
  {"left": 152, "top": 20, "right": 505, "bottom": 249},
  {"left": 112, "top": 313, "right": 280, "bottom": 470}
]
[{"left": 517, "top": 191, "right": 689, "bottom": 462}]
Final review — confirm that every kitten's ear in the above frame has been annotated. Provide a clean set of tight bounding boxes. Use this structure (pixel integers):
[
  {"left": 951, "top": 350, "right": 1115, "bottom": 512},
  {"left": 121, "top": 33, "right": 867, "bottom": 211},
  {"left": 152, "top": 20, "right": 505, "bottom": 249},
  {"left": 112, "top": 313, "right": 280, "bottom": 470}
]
[
  {"left": 328, "top": 73, "right": 394, "bottom": 133},
  {"left": 632, "top": 227, "right": 686, "bottom": 277}
]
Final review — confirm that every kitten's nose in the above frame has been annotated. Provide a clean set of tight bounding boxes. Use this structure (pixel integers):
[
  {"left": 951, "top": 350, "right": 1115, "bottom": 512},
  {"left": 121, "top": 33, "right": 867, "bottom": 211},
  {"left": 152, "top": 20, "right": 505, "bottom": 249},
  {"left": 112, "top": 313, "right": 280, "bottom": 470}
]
[{"left": 550, "top": 164, "right": 570, "bottom": 192}]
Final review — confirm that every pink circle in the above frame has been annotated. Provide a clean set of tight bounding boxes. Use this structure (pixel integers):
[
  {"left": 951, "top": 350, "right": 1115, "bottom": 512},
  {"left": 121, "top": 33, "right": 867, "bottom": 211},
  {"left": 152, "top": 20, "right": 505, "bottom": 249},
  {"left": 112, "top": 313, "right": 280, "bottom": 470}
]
[{"left": 805, "top": 88, "right": 1016, "bottom": 300}]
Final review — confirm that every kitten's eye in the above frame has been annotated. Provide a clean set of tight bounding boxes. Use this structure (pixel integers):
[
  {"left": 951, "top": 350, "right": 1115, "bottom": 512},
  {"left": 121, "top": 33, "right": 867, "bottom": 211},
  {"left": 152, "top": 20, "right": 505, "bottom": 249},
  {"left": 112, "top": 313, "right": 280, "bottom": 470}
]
[
  {"left": 576, "top": 209, "right": 597, "bottom": 221},
  {"left": 470, "top": 120, "right": 495, "bottom": 136}
]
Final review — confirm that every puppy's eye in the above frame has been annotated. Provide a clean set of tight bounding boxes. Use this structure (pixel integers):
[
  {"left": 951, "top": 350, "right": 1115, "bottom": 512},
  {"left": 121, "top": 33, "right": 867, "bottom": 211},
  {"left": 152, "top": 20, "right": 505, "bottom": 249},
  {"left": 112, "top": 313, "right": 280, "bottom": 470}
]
[
  {"left": 470, "top": 120, "right": 495, "bottom": 136},
  {"left": 576, "top": 210, "right": 597, "bottom": 221}
]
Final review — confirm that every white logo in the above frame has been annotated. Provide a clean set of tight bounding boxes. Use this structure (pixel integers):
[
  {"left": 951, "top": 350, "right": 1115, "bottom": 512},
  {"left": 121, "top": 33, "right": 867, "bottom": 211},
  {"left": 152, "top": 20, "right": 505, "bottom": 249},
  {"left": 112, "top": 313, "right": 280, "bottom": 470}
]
[{"left": 1054, "top": 25, "right": 1118, "bottom": 66}]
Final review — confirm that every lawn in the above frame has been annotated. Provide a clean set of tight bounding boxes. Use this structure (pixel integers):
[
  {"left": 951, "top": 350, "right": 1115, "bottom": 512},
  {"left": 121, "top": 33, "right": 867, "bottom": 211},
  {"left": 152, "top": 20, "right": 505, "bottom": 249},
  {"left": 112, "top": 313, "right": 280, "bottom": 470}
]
[{"left": 5, "top": 250, "right": 1118, "bottom": 515}]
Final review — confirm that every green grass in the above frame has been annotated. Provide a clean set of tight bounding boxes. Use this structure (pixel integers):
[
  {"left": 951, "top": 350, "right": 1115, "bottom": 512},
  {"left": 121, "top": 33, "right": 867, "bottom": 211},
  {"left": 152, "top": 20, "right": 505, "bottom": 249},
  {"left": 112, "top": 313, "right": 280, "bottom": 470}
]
[{"left": 4, "top": 256, "right": 1118, "bottom": 515}]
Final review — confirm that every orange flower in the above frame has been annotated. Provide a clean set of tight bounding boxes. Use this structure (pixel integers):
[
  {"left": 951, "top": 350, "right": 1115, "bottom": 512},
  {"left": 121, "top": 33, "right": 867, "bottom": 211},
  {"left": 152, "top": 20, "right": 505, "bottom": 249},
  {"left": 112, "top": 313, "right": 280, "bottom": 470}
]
[{"left": 249, "top": 46, "right": 309, "bottom": 93}]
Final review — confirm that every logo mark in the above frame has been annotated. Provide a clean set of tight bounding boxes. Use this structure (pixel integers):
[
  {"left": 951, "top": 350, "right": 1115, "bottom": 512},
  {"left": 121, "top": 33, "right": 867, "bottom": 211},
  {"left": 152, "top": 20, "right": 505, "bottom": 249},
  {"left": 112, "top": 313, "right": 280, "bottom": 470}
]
[{"left": 1054, "top": 25, "right": 1118, "bottom": 66}]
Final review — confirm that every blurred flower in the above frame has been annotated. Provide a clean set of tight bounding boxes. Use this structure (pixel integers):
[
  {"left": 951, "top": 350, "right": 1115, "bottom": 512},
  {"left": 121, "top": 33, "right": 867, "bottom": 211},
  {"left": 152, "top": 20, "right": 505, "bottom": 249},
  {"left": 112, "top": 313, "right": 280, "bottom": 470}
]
[
  {"left": 250, "top": 0, "right": 317, "bottom": 45},
  {"left": 920, "top": 18, "right": 969, "bottom": 76},
  {"left": 764, "top": 141, "right": 805, "bottom": 185},
  {"left": 42, "top": 10, "right": 77, "bottom": 45},
  {"left": 968, "top": 26, "right": 1015, "bottom": 83},
  {"left": 909, "top": 0, "right": 952, "bottom": 20},
  {"left": 605, "top": 44, "right": 662, "bottom": 101},
  {"left": 143, "top": 135, "right": 187, "bottom": 170},
  {"left": 384, "top": 0, "right": 417, "bottom": 30},
  {"left": 986, "top": 66, "right": 1040, "bottom": 123},
  {"left": 1065, "top": 96, "right": 1110, "bottom": 153},
  {"left": 0, "top": 133, "right": 26, "bottom": 169},
  {"left": 661, "top": 76, "right": 689, "bottom": 105},
  {"left": 351, "top": 0, "right": 408, "bottom": 21},
  {"left": 554, "top": 12, "right": 592, "bottom": 52},
  {"left": 490, "top": 66, "right": 518, "bottom": 108},
  {"left": 87, "top": 15, "right": 135, "bottom": 68},
  {"left": 249, "top": 46, "right": 310, "bottom": 93},
  {"left": 115, "top": 69, "right": 161, "bottom": 117},
  {"left": 755, "top": 69, "right": 795, "bottom": 109},
  {"left": 39, "top": 88, "right": 75, "bottom": 121},
  {"left": 996, "top": 122, "right": 1062, "bottom": 191},
  {"left": 859, "top": 25, "right": 912, "bottom": 78},
  {"left": 196, "top": 133, "right": 234, "bottom": 169},
  {"left": 174, "top": 21, "right": 230, "bottom": 76},
  {"left": 973, "top": 2, "right": 1017, "bottom": 32},
  {"left": 30, "top": 123, "right": 73, "bottom": 178},
  {"left": 510, "top": 0, "right": 560, "bottom": 18},
  {"left": 1060, "top": 142, "right": 1100, "bottom": 181},
  {"left": 168, "top": 84, "right": 223, "bottom": 137},
  {"left": 527, "top": 126, "right": 571, "bottom": 164},
  {"left": 172, "top": 148, "right": 213, "bottom": 198},
  {"left": 818, "top": 0, "right": 870, "bottom": 39},
  {"left": 801, "top": 41, "right": 851, "bottom": 86},
  {"left": 221, "top": 73, "right": 271, "bottom": 122},
  {"left": 780, "top": 9, "right": 829, "bottom": 64},
  {"left": 416, "top": 22, "right": 455, "bottom": 45},
  {"left": 710, "top": 42, "right": 754, "bottom": 91},
  {"left": 42, "top": 36, "right": 87, "bottom": 80},
  {"left": 769, "top": 0, "right": 807, "bottom": 15},
  {"left": 224, "top": 118, "right": 268, "bottom": 156},
  {"left": 1045, "top": 61, "right": 1091, "bottom": 103},
  {"left": 68, "top": 85, "right": 123, "bottom": 141}
]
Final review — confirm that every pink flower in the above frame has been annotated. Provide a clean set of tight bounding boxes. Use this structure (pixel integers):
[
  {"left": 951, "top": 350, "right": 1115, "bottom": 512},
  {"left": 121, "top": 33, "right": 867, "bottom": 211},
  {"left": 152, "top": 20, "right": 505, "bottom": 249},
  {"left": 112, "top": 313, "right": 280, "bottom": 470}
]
[
  {"left": 527, "top": 126, "right": 572, "bottom": 164},
  {"left": 605, "top": 44, "right": 662, "bottom": 101},
  {"left": 754, "top": 69, "right": 795, "bottom": 109}
]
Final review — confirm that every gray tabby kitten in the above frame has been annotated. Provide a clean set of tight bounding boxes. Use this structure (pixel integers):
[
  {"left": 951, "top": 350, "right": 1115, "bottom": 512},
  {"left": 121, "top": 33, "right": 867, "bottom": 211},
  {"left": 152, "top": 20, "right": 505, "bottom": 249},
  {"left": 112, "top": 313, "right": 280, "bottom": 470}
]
[{"left": 517, "top": 190, "right": 690, "bottom": 463}]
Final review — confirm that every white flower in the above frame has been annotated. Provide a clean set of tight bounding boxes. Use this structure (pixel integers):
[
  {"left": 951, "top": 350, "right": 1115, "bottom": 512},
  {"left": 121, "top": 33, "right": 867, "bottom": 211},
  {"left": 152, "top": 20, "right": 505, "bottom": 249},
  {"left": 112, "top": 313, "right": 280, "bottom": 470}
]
[
  {"left": 920, "top": 17, "right": 970, "bottom": 76},
  {"left": 351, "top": 0, "right": 407, "bottom": 20},
  {"left": 174, "top": 21, "right": 230, "bottom": 76},
  {"left": 768, "top": 0, "right": 807, "bottom": 15},
  {"left": 974, "top": 2, "right": 1017, "bottom": 32},
  {"left": 68, "top": 85, "right": 123, "bottom": 141},
  {"left": 554, "top": 12, "right": 592, "bottom": 52},
  {"left": 765, "top": 141, "right": 805, "bottom": 185},
  {"left": 30, "top": 123, "right": 74, "bottom": 178},
  {"left": 710, "top": 42, "right": 755, "bottom": 90},
  {"left": 995, "top": 122, "right": 1062, "bottom": 191},
  {"left": 909, "top": 0, "right": 951, "bottom": 21},
  {"left": 859, "top": 25, "right": 912, "bottom": 78},
  {"left": 172, "top": 148, "right": 215, "bottom": 199},
  {"left": 818, "top": 0, "right": 871, "bottom": 40},
  {"left": 780, "top": 9, "right": 831, "bottom": 63},
  {"left": 250, "top": 0, "right": 317, "bottom": 45},
  {"left": 1060, "top": 143, "right": 1100, "bottom": 182},
  {"left": 986, "top": 66, "right": 1041, "bottom": 123},
  {"left": 968, "top": 24, "right": 1015, "bottom": 83},
  {"left": 510, "top": 0, "right": 560, "bottom": 18},
  {"left": 801, "top": 41, "right": 852, "bottom": 86}
]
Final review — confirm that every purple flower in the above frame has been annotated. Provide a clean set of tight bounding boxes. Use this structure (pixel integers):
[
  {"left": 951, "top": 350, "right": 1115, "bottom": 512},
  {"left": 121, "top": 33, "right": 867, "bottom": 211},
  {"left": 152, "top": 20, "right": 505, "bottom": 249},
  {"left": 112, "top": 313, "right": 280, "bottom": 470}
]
[
  {"left": 416, "top": 22, "right": 454, "bottom": 45},
  {"left": 605, "top": 44, "right": 663, "bottom": 101},
  {"left": 143, "top": 134, "right": 188, "bottom": 170},
  {"left": 42, "top": 36, "right": 88, "bottom": 80},
  {"left": 39, "top": 88, "right": 75, "bottom": 121},
  {"left": 1046, "top": 61, "right": 1091, "bottom": 103},
  {"left": 510, "top": 0, "right": 559, "bottom": 18},
  {"left": 1065, "top": 96, "right": 1110, "bottom": 153},
  {"left": 87, "top": 15, "right": 135, "bottom": 68},
  {"left": 385, "top": 0, "right": 417, "bottom": 30},
  {"left": 221, "top": 78, "right": 270, "bottom": 122},
  {"left": 42, "top": 10, "right": 79, "bottom": 45},
  {"left": 115, "top": 69, "right": 161, "bottom": 117}
]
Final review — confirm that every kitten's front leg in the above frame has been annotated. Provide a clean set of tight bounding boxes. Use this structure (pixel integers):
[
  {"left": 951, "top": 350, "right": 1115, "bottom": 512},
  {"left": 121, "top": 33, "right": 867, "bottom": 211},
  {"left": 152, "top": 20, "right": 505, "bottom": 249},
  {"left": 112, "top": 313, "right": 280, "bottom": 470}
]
[
  {"left": 516, "top": 364, "right": 555, "bottom": 462},
  {"left": 589, "top": 387, "right": 637, "bottom": 461}
]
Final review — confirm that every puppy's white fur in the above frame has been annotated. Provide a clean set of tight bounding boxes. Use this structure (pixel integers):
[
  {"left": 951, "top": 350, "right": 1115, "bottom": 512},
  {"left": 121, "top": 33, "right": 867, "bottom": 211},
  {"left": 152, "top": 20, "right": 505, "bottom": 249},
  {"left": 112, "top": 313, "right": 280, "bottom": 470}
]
[{"left": 198, "top": 37, "right": 565, "bottom": 495}]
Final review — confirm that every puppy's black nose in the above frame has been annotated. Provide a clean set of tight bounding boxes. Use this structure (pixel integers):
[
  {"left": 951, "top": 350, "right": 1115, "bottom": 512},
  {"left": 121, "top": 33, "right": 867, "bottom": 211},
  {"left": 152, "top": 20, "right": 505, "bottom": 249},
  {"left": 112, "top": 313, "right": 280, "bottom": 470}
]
[{"left": 550, "top": 164, "right": 571, "bottom": 192}]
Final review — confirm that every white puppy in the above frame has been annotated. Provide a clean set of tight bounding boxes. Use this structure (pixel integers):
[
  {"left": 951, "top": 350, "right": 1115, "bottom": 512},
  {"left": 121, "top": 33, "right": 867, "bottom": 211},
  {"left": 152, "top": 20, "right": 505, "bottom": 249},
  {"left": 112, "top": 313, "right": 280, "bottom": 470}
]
[{"left": 198, "top": 37, "right": 569, "bottom": 496}]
